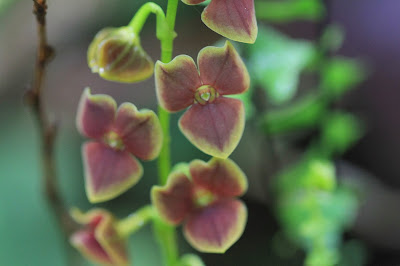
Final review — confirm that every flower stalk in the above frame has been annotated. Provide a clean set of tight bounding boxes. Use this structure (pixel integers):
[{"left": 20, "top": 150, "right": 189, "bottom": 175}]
[
  {"left": 117, "top": 205, "right": 155, "bottom": 237},
  {"left": 152, "top": 0, "right": 180, "bottom": 265}
]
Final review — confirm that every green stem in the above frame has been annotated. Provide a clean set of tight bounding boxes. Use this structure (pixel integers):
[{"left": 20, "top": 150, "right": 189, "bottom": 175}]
[
  {"left": 128, "top": 2, "right": 166, "bottom": 35},
  {"left": 154, "top": 0, "right": 179, "bottom": 265},
  {"left": 129, "top": 0, "right": 180, "bottom": 265},
  {"left": 116, "top": 205, "right": 155, "bottom": 237}
]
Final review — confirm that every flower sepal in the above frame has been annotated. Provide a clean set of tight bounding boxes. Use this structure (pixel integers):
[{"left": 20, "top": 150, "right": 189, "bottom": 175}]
[{"left": 88, "top": 27, "right": 154, "bottom": 83}]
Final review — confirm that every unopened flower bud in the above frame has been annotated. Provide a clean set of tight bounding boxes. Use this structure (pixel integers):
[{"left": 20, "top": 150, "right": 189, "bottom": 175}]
[{"left": 88, "top": 27, "right": 154, "bottom": 83}]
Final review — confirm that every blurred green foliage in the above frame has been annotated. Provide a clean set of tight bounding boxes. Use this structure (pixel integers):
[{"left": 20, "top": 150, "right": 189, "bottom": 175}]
[
  {"left": 260, "top": 93, "right": 327, "bottom": 135},
  {"left": 320, "top": 24, "right": 345, "bottom": 53},
  {"left": 321, "top": 57, "right": 366, "bottom": 99},
  {"left": 274, "top": 158, "right": 359, "bottom": 266},
  {"left": 319, "top": 112, "right": 364, "bottom": 156},
  {"left": 247, "top": 26, "right": 315, "bottom": 104},
  {"left": 240, "top": 7, "right": 367, "bottom": 265},
  {"left": 255, "top": 0, "right": 325, "bottom": 23}
]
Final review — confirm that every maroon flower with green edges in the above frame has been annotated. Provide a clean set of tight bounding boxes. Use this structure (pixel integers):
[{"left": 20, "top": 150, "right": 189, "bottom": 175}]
[
  {"left": 155, "top": 41, "right": 249, "bottom": 158},
  {"left": 151, "top": 158, "right": 248, "bottom": 253},
  {"left": 70, "top": 208, "right": 129, "bottom": 266},
  {"left": 77, "top": 88, "right": 163, "bottom": 203},
  {"left": 181, "top": 0, "right": 257, "bottom": 43}
]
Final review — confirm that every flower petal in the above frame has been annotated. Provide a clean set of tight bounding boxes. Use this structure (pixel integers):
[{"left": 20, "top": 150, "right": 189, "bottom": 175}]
[
  {"left": 198, "top": 41, "right": 250, "bottom": 96},
  {"left": 113, "top": 103, "right": 163, "bottom": 161},
  {"left": 155, "top": 56, "right": 202, "bottom": 112},
  {"left": 76, "top": 88, "right": 117, "bottom": 139},
  {"left": 70, "top": 208, "right": 108, "bottom": 225},
  {"left": 83, "top": 141, "right": 143, "bottom": 203},
  {"left": 70, "top": 230, "right": 113, "bottom": 265},
  {"left": 202, "top": 0, "right": 257, "bottom": 43},
  {"left": 179, "top": 97, "right": 245, "bottom": 158},
  {"left": 70, "top": 208, "right": 129, "bottom": 266},
  {"left": 95, "top": 212, "right": 129, "bottom": 266},
  {"left": 181, "top": 0, "right": 206, "bottom": 5},
  {"left": 88, "top": 28, "right": 114, "bottom": 70},
  {"left": 189, "top": 158, "right": 248, "bottom": 197},
  {"left": 151, "top": 172, "right": 195, "bottom": 225},
  {"left": 184, "top": 199, "right": 247, "bottom": 253}
]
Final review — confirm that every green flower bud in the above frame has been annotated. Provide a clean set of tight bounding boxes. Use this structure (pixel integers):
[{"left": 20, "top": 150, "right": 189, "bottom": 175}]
[{"left": 88, "top": 27, "right": 154, "bottom": 83}]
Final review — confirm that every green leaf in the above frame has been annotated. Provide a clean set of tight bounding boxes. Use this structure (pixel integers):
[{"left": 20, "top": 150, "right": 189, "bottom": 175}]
[
  {"left": 320, "top": 112, "right": 364, "bottom": 156},
  {"left": 260, "top": 93, "right": 327, "bottom": 135},
  {"left": 322, "top": 57, "right": 366, "bottom": 99},
  {"left": 248, "top": 26, "right": 316, "bottom": 104},
  {"left": 255, "top": 0, "right": 325, "bottom": 23}
]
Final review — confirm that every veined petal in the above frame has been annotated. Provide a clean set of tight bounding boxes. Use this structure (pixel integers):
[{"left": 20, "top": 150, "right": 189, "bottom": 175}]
[
  {"left": 155, "top": 56, "right": 202, "bottom": 112},
  {"left": 83, "top": 141, "right": 143, "bottom": 203},
  {"left": 184, "top": 199, "right": 247, "bottom": 253},
  {"left": 113, "top": 103, "right": 163, "bottom": 161},
  {"left": 76, "top": 88, "right": 117, "bottom": 139},
  {"left": 88, "top": 27, "right": 154, "bottom": 83},
  {"left": 151, "top": 172, "right": 195, "bottom": 225},
  {"left": 179, "top": 97, "right": 245, "bottom": 158},
  {"left": 181, "top": 0, "right": 206, "bottom": 5},
  {"left": 190, "top": 158, "right": 248, "bottom": 197},
  {"left": 198, "top": 41, "right": 250, "bottom": 96},
  {"left": 88, "top": 28, "right": 115, "bottom": 71},
  {"left": 202, "top": 0, "right": 257, "bottom": 44}
]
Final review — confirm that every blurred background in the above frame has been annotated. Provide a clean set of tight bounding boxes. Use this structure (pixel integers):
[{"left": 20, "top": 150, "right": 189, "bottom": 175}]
[{"left": 1, "top": 0, "right": 400, "bottom": 265}]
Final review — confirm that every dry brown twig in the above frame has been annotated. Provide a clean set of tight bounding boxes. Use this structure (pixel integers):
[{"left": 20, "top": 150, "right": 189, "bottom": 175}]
[{"left": 26, "top": 0, "right": 77, "bottom": 236}]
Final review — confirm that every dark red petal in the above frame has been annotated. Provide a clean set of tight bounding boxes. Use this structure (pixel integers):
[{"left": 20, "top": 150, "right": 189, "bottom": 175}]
[
  {"left": 70, "top": 208, "right": 129, "bottom": 265},
  {"left": 76, "top": 88, "right": 116, "bottom": 139},
  {"left": 190, "top": 158, "right": 248, "bottom": 197},
  {"left": 202, "top": 0, "right": 257, "bottom": 43},
  {"left": 113, "top": 103, "right": 162, "bottom": 161},
  {"left": 95, "top": 212, "right": 129, "bottom": 265},
  {"left": 83, "top": 141, "right": 143, "bottom": 203},
  {"left": 70, "top": 230, "right": 113, "bottom": 265},
  {"left": 179, "top": 97, "right": 245, "bottom": 158},
  {"left": 184, "top": 199, "right": 247, "bottom": 253},
  {"left": 155, "top": 56, "right": 202, "bottom": 112},
  {"left": 198, "top": 41, "right": 250, "bottom": 96},
  {"left": 151, "top": 172, "right": 195, "bottom": 225}
]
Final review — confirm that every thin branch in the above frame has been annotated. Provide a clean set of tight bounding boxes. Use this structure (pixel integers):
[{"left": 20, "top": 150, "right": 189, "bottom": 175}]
[{"left": 26, "top": 0, "right": 76, "bottom": 236}]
